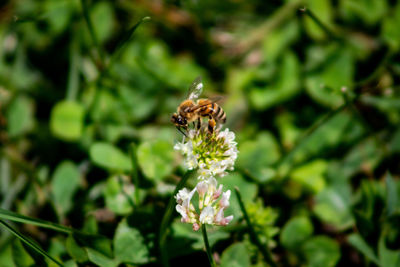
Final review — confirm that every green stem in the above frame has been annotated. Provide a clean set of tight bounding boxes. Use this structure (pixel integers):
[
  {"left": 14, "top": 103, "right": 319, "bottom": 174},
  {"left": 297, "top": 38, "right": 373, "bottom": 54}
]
[
  {"left": 129, "top": 143, "right": 141, "bottom": 206},
  {"left": 300, "top": 7, "right": 340, "bottom": 40},
  {"left": 341, "top": 90, "right": 389, "bottom": 157},
  {"left": 80, "top": 0, "right": 105, "bottom": 67},
  {"left": 159, "top": 170, "right": 194, "bottom": 267},
  {"left": 234, "top": 188, "right": 277, "bottom": 267},
  {"left": 201, "top": 224, "right": 216, "bottom": 267}
]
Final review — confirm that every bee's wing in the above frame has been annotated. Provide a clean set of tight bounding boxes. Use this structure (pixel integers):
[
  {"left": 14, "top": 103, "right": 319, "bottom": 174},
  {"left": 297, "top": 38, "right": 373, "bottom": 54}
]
[
  {"left": 186, "top": 76, "right": 203, "bottom": 100},
  {"left": 189, "top": 96, "right": 224, "bottom": 112}
]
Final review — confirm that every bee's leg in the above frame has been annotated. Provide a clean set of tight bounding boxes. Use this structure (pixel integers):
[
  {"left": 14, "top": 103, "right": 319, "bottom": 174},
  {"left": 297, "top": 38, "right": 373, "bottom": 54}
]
[
  {"left": 176, "top": 126, "right": 187, "bottom": 137},
  {"left": 208, "top": 117, "right": 216, "bottom": 134},
  {"left": 197, "top": 117, "right": 201, "bottom": 131}
]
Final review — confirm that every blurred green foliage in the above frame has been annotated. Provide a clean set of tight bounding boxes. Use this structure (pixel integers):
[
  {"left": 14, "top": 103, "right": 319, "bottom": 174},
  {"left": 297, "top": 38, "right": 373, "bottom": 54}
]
[{"left": 1, "top": 0, "right": 400, "bottom": 266}]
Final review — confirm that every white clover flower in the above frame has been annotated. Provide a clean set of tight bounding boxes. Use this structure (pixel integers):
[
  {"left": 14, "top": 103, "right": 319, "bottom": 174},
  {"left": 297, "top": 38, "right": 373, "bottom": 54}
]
[
  {"left": 175, "top": 188, "right": 197, "bottom": 223},
  {"left": 175, "top": 178, "right": 233, "bottom": 230},
  {"left": 174, "top": 128, "right": 238, "bottom": 180}
]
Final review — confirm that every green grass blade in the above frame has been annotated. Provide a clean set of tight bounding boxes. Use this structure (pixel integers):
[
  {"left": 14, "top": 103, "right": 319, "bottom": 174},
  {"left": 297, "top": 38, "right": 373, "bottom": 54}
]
[
  {"left": 110, "top": 16, "right": 151, "bottom": 64},
  {"left": 234, "top": 187, "right": 277, "bottom": 267},
  {"left": 0, "top": 220, "right": 63, "bottom": 266},
  {"left": 159, "top": 170, "right": 194, "bottom": 267},
  {"left": 0, "top": 208, "right": 74, "bottom": 234},
  {"left": 80, "top": 0, "right": 105, "bottom": 66},
  {"left": 300, "top": 7, "right": 340, "bottom": 40}
]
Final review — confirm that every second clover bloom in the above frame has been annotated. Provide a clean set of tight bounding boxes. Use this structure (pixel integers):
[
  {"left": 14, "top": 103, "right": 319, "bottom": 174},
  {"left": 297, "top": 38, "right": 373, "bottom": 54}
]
[
  {"left": 174, "top": 128, "right": 238, "bottom": 180},
  {"left": 175, "top": 177, "right": 233, "bottom": 231}
]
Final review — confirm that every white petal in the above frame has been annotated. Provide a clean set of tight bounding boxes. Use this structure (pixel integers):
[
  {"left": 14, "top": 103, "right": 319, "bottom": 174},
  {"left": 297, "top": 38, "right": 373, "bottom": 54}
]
[{"left": 199, "top": 206, "right": 215, "bottom": 224}]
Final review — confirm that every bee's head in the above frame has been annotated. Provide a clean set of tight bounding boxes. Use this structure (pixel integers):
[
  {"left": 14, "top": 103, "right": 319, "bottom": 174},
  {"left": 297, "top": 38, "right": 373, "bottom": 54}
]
[{"left": 171, "top": 113, "right": 187, "bottom": 127}]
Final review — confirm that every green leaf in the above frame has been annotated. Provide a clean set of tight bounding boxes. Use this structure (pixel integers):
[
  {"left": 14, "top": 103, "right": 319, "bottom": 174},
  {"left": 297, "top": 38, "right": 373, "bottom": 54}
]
[
  {"left": 117, "top": 84, "right": 157, "bottom": 122},
  {"left": 347, "top": 233, "right": 379, "bottom": 265},
  {"left": 237, "top": 132, "right": 280, "bottom": 183},
  {"left": 104, "top": 175, "right": 135, "bottom": 215},
  {"left": 6, "top": 95, "right": 34, "bottom": 137},
  {"left": 302, "top": 236, "right": 341, "bottom": 267},
  {"left": 313, "top": 187, "right": 354, "bottom": 230},
  {"left": 86, "top": 248, "right": 119, "bottom": 267},
  {"left": 50, "top": 101, "right": 85, "bottom": 141},
  {"left": 0, "top": 244, "right": 14, "bottom": 267},
  {"left": 290, "top": 160, "right": 327, "bottom": 193},
  {"left": 66, "top": 235, "right": 88, "bottom": 263},
  {"left": 305, "top": 47, "right": 353, "bottom": 107},
  {"left": 378, "top": 234, "right": 400, "bottom": 267},
  {"left": 385, "top": 172, "right": 398, "bottom": 216},
  {"left": 382, "top": 2, "right": 400, "bottom": 50},
  {"left": 220, "top": 243, "right": 250, "bottom": 267},
  {"left": 90, "top": 142, "right": 131, "bottom": 171},
  {"left": 137, "top": 140, "right": 174, "bottom": 181},
  {"left": 51, "top": 161, "right": 80, "bottom": 214},
  {"left": 11, "top": 239, "right": 35, "bottom": 267},
  {"left": 280, "top": 217, "right": 313, "bottom": 249},
  {"left": 113, "top": 219, "right": 149, "bottom": 264},
  {"left": 90, "top": 1, "right": 115, "bottom": 43},
  {"left": 262, "top": 20, "right": 299, "bottom": 62},
  {"left": 304, "top": 0, "right": 333, "bottom": 40},
  {"left": 250, "top": 51, "right": 300, "bottom": 110},
  {"left": 340, "top": 0, "right": 387, "bottom": 25},
  {"left": 74, "top": 234, "right": 113, "bottom": 258}
]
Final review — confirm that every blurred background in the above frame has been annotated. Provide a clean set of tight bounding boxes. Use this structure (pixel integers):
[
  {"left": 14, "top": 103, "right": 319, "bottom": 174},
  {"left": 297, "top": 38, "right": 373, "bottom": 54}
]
[{"left": 1, "top": 0, "right": 400, "bottom": 266}]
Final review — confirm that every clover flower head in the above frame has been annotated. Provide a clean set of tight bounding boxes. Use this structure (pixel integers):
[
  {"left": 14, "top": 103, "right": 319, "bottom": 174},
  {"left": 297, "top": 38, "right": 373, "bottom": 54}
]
[
  {"left": 174, "top": 128, "right": 238, "bottom": 180},
  {"left": 175, "top": 177, "right": 233, "bottom": 230}
]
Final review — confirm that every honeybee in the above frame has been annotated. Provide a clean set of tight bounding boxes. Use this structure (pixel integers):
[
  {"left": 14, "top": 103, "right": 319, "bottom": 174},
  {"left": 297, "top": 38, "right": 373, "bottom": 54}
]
[{"left": 171, "top": 77, "right": 226, "bottom": 136}]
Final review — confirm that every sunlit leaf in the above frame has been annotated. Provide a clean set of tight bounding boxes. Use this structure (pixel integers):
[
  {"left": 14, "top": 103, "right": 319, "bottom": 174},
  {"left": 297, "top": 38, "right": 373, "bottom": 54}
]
[
  {"left": 290, "top": 160, "right": 327, "bottom": 193},
  {"left": 137, "top": 140, "right": 174, "bottom": 181},
  {"left": 237, "top": 132, "right": 280, "bottom": 183},
  {"left": 50, "top": 101, "right": 85, "bottom": 141},
  {"left": 90, "top": 142, "right": 131, "bottom": 171}
]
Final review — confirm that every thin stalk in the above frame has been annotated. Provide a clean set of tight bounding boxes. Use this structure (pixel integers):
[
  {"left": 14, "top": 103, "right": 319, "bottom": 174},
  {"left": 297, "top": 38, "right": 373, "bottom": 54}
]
[
  {"left": 0, "top": 208, "right": 84, "bottom": 235},
  {"left": 0, "top": 220, "right": 63, "bottom": 266},
  {"left": 66, "top": 37, "right": 79, "bottom": 101},
  {"left": 159, "top": 170, "right": 194, "bottom": 267},
  {"left": 129, "top": 143, "right": 141, "bottom": 206},
  {"left": 341, "top": 90, "right": 389, "bottom": 157},
  {"left": 300, "top": 7, "right": 340, "bottom": 40},
  {"left": 80, "top": 0, "right": 105, "bottom": 66},
  {"left": 201, "top": 224, "right": 216, "bottom": 267},
  {"left": 235, "top": 188, "right": 277, "bottom": 267},
  {"left": 94, "top": 17, "right": 150, "bottom": 88}
]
